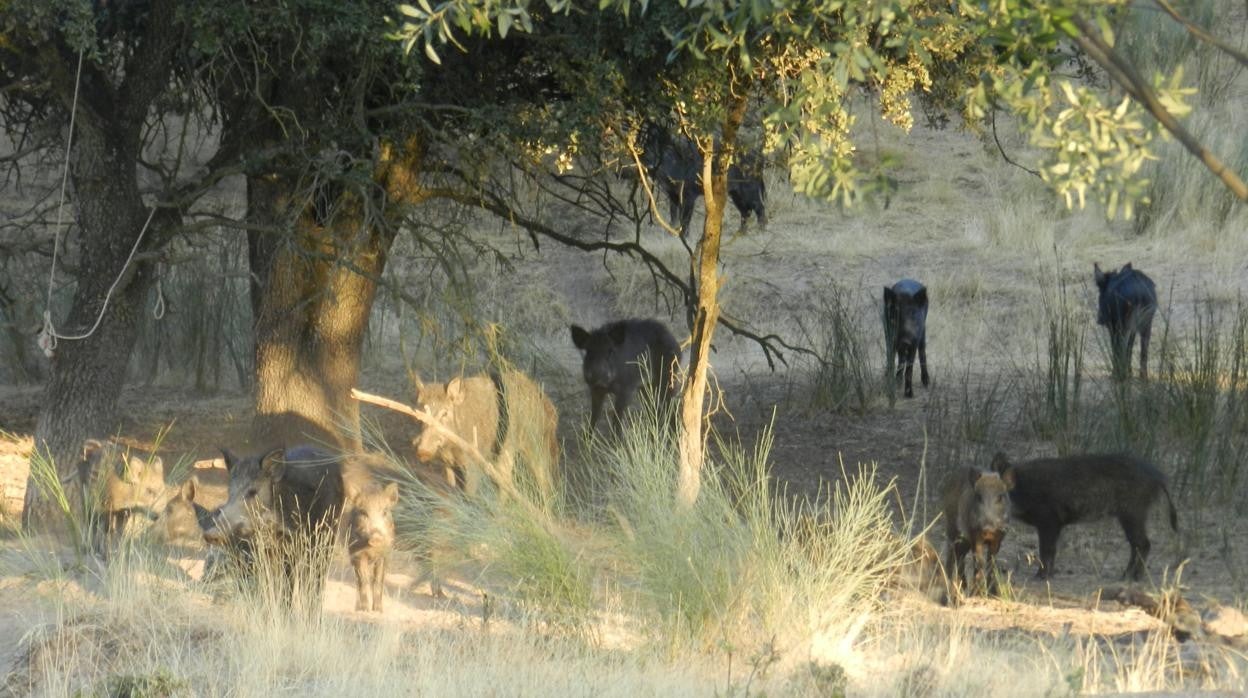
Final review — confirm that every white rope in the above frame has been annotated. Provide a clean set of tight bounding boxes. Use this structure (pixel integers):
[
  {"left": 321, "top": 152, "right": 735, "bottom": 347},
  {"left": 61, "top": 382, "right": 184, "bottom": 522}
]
[
  {"left": 152, "top": 274, "right": 166, "bottom": 320},
  {"left": 37, "top": 47, "right": 160, "bottom": 358}
]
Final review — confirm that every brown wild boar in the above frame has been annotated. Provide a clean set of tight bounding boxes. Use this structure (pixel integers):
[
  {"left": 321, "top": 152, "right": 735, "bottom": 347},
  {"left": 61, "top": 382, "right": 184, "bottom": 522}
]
[
  {"left": 77, "top": 439, "right": 173, "bottom": 552},
  {"left": 156, "top": 476, "right": 213, "bottom": 549},
  {"left": 992, "top": 452, "right": 1178, "bottom": 580},
  {"left": 346, "top": 479, "right": 399, "bottom": 612},
  {"left": 941, "top": 468, "right": 1010, "bottom": 595},
  {"left": 414, "top": 370, "right": 559, "bottom": 502}
]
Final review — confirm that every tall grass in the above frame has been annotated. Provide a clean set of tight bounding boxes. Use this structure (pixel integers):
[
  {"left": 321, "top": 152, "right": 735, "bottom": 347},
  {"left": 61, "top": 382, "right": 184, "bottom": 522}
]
[
  {"left": 4, "top": 415, "right": 1248, "bottom": 695},
  {"left": 793, "top": 281, "right": 881, "bottom": 414},
  {"left": 1020, "top": 268, "right": 1087, "bottom": 454}
]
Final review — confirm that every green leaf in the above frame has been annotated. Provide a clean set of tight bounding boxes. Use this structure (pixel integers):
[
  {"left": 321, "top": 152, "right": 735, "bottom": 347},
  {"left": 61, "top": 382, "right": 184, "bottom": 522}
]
[
  {"left": 499, "top": 12, "right": 512, "bottom": 38},
  {"left": 424, "top": 40, "right": 442, "bottom": 64},
  {"left": 397, "top": 4, "right": 423, "bottom": 18},
  {"left": 1095, "top": 14, "right": 1114, "bottom": 47}
]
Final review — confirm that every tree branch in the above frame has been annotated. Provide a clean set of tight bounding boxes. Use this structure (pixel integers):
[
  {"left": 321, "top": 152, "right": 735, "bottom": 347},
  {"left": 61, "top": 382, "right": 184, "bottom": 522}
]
[
  {"left": 1153, "top": 0, "right": 1248, "bottom": 69},
  {"left": 990, "top": 108, "right": 1042, "bottom": 180},
  {"left": 1071, "top": 14, "right": 1248, "bottom": 201}
]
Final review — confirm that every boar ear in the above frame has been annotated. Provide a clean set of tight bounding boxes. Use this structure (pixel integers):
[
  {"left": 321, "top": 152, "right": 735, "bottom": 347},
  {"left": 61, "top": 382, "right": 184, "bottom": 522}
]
[
  {"left": 967, "top": 467, "right": 982, "bottom": 487},
  {"left": 914, "top": 287, "right": 928, "bottom": 306},
  {"left": 260, "top": 448, "right": 286, "bottom": 481},
  {"left": 1122, "top": 262, "right": 1133, "bottom": 272},
  {"left": 122, "top": 454, "right": 151, "bottom": 483},
  {"left": 147, "top": 455, "right": 165, "bottom": 479},
  {"left": 180, "top": 476, "right": 198, "bottom": 502},
  {"left": 1000, "top": 466, "right": 1017, "bottom": 490},
  {"left": 383, "top": 481, "right": 400, "bottom": 505},
  {"left": 608, "top": 324, "right": 628, "bottom": 345},
  {"left": 989, "top": 451, "right": 1010, "bottom": 474},
  {"left": 220, "top": 448, "right": 238, "bottom": 471},
  {"left": 570, "top": 325, "right": 590, "bottom": 349},
  {"left": 1093, "top": 263, "right": 1107, "bottom": 287},
  {"left": 883, "top": 286, "right": 896, "bottom": 306},
  {"left": 446, "top": 377, "right": 465, "bottom": 403}
]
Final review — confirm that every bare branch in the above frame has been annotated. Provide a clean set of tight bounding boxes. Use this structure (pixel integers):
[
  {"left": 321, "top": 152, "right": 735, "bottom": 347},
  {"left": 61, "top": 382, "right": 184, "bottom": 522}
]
[
  {"left": 1153, "top": 0, "right": 1248, "bottom": 69},
  {"left": 990, "top": 108, "right": 1042, "bottom": 180}
]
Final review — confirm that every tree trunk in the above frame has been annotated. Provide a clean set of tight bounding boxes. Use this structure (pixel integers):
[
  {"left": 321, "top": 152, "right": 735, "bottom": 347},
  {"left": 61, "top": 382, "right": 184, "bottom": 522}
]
[
  {"left": 247, "top": 138, "right": 425, "bottom": 453},
  {"left": 22, "top": 132, "right": 168, "bottom": 526},
  {"left": 676, "top": 88, "right": 751, "bottom": 508}
]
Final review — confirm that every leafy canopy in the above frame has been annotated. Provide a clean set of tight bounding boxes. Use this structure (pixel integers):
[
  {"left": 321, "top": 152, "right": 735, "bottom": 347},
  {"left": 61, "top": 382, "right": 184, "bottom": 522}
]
[{"left": 391, "top": 0, "right": 1197, "bottom": 218}]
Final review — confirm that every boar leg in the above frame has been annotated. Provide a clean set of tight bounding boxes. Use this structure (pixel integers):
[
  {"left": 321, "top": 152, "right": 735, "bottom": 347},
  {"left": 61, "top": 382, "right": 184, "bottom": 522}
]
[
  {"left": 607, "top": 386, "right": 634, "bottom": 434},
  {"left": 372, "top": 555, "right": 386, "bottom": 613},
  {"left": 589, "top": 388, "right": 609, "bottom": 429},
  {"left": 985, "top": 538, "right": 1002, "bottom": 595},
  {"left": 353, "top": 554, "right": 373, "bottom": 612},
  {"left": 903, "top": 345, "right": 916, "bottom": 398},
  {"left": 1139, "top": 324, "right": 1152, "bottom": 380},
  {"left": 1036, "top": 525, "right": 1061, "bottom": 579},
  {"left": 919, "top": 340, "right": 930, "bottom": 388},
  {"left": 945, "top": 539, "right": 969, "bottom": 593},
  {"left": 1119, "top": 515, "right": 1151, "bottom": 581}
]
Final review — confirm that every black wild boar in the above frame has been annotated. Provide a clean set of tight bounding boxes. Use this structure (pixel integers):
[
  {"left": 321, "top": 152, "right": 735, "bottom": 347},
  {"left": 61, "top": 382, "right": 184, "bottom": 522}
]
[
  {"left": 883, "top": 279, "right": 930, "bottom": 398},
  {"left": 941, "top": 468, "right": 1010, "bottom": 595},
  {"left": 1094, "top": 262, "right": 1157, "bottom": 379},
  {"left": 77, "top": 439, "right": 173, "bottom": 553},
  {"left": 727, "top": 151, "right": 767, "bottom": 230},
  {"left": 569, "top": 318, "right": 681, "bottom": 431},
  {"left": 203, "top": 445, "right": 346, "bottom": 607},
  {"left": 991, "top": 452, "right": 1178, "bottom": 580},
  {"left": 345, "top": 479, "right": 398, "bottom": 613},
  {"left": 414, "top": 370, "right": 559, "bottom": 501}
]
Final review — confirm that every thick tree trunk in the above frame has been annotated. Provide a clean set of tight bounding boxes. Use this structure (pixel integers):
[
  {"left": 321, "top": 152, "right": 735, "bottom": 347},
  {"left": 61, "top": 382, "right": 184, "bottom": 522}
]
[
  {"left": 247, "top": 139, "right": 424, "bottom": 453},
  {"left": 676, "top": 90, "right": 751, "bottom": 508},
  {"left": 22, "top": 132, "right": 167, "bottom": 526}
]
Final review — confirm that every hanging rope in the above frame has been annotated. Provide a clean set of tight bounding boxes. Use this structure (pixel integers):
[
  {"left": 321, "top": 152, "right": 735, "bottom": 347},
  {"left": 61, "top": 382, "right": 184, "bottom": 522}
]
[{"left": 36, "top": 46, "right": 161, "bottom": 359}]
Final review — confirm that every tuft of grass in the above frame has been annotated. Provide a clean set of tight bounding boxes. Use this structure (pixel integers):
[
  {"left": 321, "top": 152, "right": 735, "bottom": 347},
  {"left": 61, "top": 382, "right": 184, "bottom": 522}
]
[
  {"left": 1021, "top": 267, "right": 1087, "bottom": 453},
  {"left": 793, "top": 281, "right": 880, "bottom": 414}
]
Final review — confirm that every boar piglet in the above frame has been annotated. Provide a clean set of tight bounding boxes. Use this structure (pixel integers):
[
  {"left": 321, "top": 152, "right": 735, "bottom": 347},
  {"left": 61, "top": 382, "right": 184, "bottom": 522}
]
[
  {"left": 346, "top": 480, "right": 399, "bottom": 612},
  {"left": 993, "top": 452, "right": 1177, "bottom": 580},
  {"left": 77, "top": 439, "right": 172, "bottom": 554},
  {"left": 157, "top": 476, "right": 213, "bottom": 549}
]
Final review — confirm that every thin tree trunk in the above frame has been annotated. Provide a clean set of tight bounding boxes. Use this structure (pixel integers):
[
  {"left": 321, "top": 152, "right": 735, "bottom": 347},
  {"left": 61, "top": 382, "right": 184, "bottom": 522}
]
[{"left": 676, "top": 86, "right": 751, "bottom": 507}]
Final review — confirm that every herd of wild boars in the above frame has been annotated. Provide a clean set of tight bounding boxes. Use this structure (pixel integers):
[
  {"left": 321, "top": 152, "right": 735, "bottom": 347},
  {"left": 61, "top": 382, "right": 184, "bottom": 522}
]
[
  {"left": 68, "top": 259, "right": 1175, "bottom": 613},
  {"left": 890, "top": 261, "right": 1174, "bottom": 597}
]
